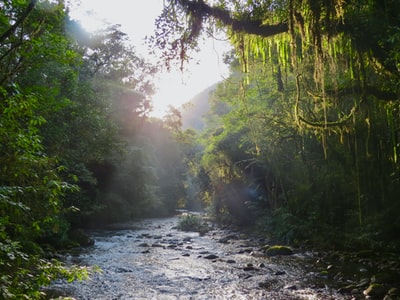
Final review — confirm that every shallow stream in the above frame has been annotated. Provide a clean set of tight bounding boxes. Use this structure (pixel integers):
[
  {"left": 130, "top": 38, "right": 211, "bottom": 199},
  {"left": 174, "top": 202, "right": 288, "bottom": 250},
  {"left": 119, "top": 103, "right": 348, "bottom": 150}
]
[{"left": 48, "top": 215, "right": 358, "bottom": 299}]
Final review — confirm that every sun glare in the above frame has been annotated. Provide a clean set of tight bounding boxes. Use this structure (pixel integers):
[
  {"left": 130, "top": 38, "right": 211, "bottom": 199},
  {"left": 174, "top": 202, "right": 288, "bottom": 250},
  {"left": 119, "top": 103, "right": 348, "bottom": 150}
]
[{"left": 68, "top": 0, "right": 230, "bottom": 118}]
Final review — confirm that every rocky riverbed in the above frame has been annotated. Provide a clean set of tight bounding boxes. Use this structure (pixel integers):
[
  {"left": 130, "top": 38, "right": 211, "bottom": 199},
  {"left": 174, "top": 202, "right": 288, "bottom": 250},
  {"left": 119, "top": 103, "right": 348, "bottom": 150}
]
[{"left": 46, "top": 215, "right": 399, "bottom": 299}]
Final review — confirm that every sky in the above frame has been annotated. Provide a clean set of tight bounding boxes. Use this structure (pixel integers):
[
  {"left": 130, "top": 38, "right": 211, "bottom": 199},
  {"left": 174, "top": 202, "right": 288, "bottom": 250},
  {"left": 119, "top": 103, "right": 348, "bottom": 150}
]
[{"left": 67, "top": 0, "right": 231, "bottom": 117}]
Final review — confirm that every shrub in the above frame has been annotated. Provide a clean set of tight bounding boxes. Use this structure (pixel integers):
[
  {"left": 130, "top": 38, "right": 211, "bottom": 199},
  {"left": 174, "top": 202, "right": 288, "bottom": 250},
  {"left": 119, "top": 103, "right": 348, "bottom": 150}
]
[{"left": 177, "top": 214, "right": 209, "bottom": 234}]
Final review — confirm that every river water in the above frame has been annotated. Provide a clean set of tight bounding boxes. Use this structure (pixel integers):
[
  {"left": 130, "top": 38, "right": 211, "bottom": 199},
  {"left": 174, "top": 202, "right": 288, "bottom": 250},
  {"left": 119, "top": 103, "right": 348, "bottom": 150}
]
[{"left": 48, "top": 215, "right": 353, "bottom": 299}]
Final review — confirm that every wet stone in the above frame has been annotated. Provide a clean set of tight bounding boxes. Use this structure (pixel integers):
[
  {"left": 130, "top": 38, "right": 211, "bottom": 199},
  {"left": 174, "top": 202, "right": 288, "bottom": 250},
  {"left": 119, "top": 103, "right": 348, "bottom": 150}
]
[
  {"left": 275, "top": 270, "right": 286, "bottom": 275},
  {"left": 238, "top": 248, "right": 253, "bottom": 254},
  {"left": 115, "top": 267, "right": 132, "bottom": 273},
  {"left": 284, "top": 284, "right": 297, "bottom": 290},
  {"left": 204, "top": 254, "right": 219, "bottom": 260},
  {"left": 218, "top": 237, "right": 230, "bottom": 244},
  {"left": 243, "top": 265, "right": 256, "bottom": 271},
  {"left": 388, "top": 287, "right": 399, "bottom": 296},
  {"left": 357, "top": 277, "right": 370, "bottom": 288},
  {"left": 363, "top": 283, "right": 387, "bottom": 298}
]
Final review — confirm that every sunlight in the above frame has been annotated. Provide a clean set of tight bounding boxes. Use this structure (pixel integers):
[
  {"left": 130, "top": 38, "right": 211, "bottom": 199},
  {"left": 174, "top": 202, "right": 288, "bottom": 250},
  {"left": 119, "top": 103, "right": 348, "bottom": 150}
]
[
  {"left": 151, "top": 40, "right": 229, "bottom": 118},
  {"left": 67, "top": 0, "right": 230, "bottom": 118}
]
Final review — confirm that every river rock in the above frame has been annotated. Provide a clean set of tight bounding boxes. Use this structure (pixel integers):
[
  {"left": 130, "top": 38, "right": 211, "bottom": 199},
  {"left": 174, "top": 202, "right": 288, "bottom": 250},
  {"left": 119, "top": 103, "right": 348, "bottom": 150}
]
[
  {"left": 218, "top": 237, "right": 229, "bottom": 244},
  {"left": 388, "top": 288, "right": 399, "bottom": 296},
  {"left": 115, "top": 267, "right": 132, "bottom": 273},
  {"left": 265, "top": 245, "right": 293, "bottom": 256},
  {"left": 338, "top": 284, "right": 357, "bottom": 294},
  {"left": 383, "top": 295, "right": 399, "bottom": 300},
  {"left": 250, "top": 250, "right": 265, "bottom": 257},
  {"left": 284, "top": 284, "right": 297, "bottom": 290},
  {"left": 363, "top": 283, "right": 387, "bottom": 298},
  {"left": 218, "top": 234, "right": 238, "bottom": 243},
  {"left": 383, "top": 287, "right": 400, "bottom": 300},
  {"left": 243, "top": 264, "right": 255, "bottom": 271},
  {"left": 204, "top": 254, "right": 219, "bottom": 260},
  {"left": 356, "top": 278, "right": 370, "bottom": 288},
  {"left": 275, "top": 270, "right": 286, "bottom": 275},
  {"left": 238, "top": 248, "right": 253, "bottom": 254}
]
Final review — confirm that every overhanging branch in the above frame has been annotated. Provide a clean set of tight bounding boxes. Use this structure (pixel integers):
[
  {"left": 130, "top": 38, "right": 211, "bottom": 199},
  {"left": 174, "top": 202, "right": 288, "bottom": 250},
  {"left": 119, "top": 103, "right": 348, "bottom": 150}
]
[{"left": 179, "top": 0, "right": 288, "bottom": 37}]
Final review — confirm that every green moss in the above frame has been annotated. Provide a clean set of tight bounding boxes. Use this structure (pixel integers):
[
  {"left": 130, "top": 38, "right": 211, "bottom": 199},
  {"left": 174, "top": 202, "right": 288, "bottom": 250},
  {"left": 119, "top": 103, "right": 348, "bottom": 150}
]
[
  {"left": 265, "top": 245, "right": 293, "bottom": 256},
  {"left": 364, "top": 283, "right": 386, "bottom": 297}
]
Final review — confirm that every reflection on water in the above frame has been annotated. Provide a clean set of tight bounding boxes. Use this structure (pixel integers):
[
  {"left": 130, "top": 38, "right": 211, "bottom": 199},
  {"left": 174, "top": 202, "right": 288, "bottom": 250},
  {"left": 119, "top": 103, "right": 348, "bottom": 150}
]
[{"left": 49, "top": 216, "right": 351, "bottom": 300}]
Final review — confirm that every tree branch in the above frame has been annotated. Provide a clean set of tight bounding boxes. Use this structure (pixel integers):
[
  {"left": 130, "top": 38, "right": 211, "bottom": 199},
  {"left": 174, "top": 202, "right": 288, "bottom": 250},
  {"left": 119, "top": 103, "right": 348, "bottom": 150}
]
[
  {"left": 179, "top": 0, "right": 289, "bottom": 37},
  {"left": 0, "top": 0, "right": 37, "bottom": 44}
]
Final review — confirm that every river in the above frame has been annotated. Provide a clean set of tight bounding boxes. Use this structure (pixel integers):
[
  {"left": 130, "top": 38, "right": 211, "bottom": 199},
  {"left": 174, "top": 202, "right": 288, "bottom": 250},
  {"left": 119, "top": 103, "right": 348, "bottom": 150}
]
[{"left": 48, "top": 215, "right": 355, "bottom": 299}]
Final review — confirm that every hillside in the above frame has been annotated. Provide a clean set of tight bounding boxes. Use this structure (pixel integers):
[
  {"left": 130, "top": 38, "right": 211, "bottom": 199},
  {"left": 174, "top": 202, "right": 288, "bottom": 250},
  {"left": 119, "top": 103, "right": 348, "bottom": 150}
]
[{"left": 180, "top": 84, "right": 217, "bottom": 130}]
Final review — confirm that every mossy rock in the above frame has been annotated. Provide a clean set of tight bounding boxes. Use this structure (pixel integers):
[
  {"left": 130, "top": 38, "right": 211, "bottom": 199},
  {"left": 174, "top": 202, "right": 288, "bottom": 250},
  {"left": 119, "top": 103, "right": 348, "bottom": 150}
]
[
  {"left": 363, "top": 283, "right": 387, "bottom": 298},
  {"left": 265, "top": 245, "right": 293, "bottom": 256}
]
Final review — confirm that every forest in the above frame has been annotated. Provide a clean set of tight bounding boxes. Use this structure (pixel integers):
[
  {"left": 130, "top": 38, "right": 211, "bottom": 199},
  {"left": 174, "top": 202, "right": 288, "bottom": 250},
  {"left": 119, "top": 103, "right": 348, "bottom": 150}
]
[{"left": 0, "top": 0, "right": 399, "bottom": 298}]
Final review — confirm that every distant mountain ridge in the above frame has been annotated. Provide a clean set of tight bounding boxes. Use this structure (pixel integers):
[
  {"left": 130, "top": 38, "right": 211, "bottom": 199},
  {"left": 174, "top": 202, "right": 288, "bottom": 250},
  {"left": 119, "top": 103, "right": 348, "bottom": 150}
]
[{"left": 180, "top": 84, "right": 217, "bottom": 131}]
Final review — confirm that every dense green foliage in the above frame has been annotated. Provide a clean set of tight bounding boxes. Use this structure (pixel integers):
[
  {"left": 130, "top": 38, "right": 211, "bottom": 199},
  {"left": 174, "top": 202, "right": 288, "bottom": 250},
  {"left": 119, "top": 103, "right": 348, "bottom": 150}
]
[
  {"left": 154, "top": 0, "right": 400, "bottom": 250},
  {"left": 0, "top": 0, "right": 188, "bottom": 298}
]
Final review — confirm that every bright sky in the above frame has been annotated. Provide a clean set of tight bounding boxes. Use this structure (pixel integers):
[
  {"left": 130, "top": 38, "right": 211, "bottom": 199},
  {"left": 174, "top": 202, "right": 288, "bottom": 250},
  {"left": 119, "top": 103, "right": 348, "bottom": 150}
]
[{"left": 67, "top": 0, "right": 231, "bottom": 117}]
